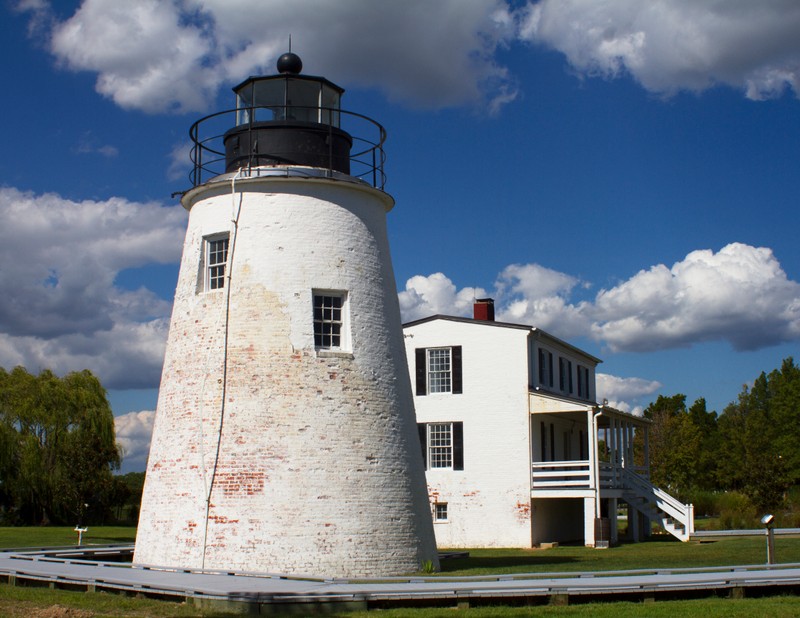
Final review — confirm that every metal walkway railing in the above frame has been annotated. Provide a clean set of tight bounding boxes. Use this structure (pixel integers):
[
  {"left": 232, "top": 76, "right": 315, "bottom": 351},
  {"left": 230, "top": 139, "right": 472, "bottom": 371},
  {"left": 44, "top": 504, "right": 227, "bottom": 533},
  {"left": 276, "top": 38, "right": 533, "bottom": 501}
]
[{"left": 3, "top": 546, "right": 800, "bottom": 609}]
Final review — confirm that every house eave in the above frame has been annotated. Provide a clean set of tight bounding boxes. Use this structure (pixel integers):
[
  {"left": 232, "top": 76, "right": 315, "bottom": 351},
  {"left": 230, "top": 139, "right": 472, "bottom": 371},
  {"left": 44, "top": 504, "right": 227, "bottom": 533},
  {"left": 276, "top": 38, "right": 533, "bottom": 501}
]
[{"left": 529, "top": 389, "right": 650, "bottom": 426}]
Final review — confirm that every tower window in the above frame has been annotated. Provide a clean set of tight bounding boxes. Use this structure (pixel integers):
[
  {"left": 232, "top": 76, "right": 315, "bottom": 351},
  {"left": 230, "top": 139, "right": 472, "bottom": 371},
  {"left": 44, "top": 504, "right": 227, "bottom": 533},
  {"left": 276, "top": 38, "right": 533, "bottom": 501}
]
[
  {"left": 313, "top": 292, "right": 347, "bottom": 349},
  {"left": 204, "top": 235, "right": 229, "bottom": 291},
  {"left": 434, "top": 502, "right": 448, "bottom": 521}
]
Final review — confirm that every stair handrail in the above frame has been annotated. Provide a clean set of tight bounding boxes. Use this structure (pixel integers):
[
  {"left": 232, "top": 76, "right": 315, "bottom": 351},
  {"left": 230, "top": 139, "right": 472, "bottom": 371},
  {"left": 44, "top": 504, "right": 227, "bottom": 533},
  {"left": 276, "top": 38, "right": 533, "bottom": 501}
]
[{"left": 621, "top": 468, "right": 694, "bottom": 536}]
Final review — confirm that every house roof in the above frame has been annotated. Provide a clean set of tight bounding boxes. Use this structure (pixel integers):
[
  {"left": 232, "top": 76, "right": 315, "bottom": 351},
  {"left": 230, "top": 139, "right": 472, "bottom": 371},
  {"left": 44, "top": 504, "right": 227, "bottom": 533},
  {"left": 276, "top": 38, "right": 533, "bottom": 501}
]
[
  {"left": 403, "top": 314, "right": 531, "bottom": 331},
  {"left": 403, "top": 314, "right": 602, "bottom": 364}
]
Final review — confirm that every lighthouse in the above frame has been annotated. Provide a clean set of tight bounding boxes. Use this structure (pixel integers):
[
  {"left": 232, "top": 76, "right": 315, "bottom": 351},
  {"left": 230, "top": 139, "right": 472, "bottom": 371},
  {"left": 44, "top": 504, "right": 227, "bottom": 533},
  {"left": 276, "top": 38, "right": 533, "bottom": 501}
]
[{"left": 134, "top": 53, "right": 439, "bottom": 577}]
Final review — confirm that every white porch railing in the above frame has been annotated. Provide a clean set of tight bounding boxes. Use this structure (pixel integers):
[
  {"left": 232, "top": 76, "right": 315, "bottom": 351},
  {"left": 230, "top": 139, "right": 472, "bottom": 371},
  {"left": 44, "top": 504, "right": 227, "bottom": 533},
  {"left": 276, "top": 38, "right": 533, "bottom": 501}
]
[
  {"left": 531, "top": 460, "right": 593, "bottom": 490},
  {"left": 531, "top": 460, "right": 630, "bottom": 491},
  {"left": 531, "top": 460, "right": 694, "bottom": 541}
]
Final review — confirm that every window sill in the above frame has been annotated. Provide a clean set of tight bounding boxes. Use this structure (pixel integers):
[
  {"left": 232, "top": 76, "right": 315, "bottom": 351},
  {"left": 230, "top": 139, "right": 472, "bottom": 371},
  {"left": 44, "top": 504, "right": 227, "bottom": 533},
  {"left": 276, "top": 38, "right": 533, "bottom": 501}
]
[{"left": 316, "top": 350, "right": 354, "bottom": 359}]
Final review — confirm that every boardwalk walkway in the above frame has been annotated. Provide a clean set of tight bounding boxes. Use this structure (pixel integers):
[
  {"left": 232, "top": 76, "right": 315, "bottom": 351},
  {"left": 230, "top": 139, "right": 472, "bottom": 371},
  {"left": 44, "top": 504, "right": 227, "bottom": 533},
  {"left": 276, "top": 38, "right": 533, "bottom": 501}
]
[{"left": 2, "top": 545, "right": 800, "bottom": 612}]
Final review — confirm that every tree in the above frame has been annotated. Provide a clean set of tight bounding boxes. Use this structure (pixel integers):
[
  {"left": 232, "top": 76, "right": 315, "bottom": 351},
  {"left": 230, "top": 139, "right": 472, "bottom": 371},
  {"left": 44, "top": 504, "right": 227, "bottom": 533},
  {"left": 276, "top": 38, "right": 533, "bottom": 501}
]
[
  {"left": 715, "top": 359, "right": 800, "bottom": 510},
  {"left": 112, "top": 471, "right": 145, "bottom": 523},
  {"left": 687, "top": 398, "right": 719, "bottom": 492},
  {"left": 643, "top": 394, "right": 703, "bottom": 498},
  {"left": 0, "top": 366, "right": 121, "bottom": 525}
]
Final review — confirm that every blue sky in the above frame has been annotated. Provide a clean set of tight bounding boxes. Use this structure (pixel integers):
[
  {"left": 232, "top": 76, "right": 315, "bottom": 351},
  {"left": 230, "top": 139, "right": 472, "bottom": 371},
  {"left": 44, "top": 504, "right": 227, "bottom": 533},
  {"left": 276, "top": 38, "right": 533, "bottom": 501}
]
[{"left": 2, "top": 1, "right": 799, "bottom": 472}]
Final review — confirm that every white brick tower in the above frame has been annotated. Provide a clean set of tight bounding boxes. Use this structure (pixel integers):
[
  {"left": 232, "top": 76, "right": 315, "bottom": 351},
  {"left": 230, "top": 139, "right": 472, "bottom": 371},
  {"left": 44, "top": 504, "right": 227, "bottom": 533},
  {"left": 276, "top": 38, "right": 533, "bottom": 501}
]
[{"left": 134, "top": 53, "right": 438, "bottom": 577}]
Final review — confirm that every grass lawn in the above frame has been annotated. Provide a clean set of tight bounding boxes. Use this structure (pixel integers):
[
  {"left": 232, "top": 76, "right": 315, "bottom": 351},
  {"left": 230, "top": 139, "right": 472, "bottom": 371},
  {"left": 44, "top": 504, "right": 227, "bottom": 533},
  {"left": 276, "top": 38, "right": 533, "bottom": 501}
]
[
  {"left": 1, "top": 528, "right": 800, "bottom": 616},
  {"left": 437, "top": 535, "right": 800, "bottom": 576},
  {"left": 0, "top": 526, "right": 136, "bottom": 549}
]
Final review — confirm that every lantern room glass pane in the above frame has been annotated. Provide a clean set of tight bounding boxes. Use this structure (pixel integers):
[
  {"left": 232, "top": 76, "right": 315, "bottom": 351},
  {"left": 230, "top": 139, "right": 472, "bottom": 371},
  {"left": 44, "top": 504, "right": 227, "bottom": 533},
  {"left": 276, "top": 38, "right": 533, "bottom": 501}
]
[
  {"left": 235, "top": 82, "right": 255, "bottom": 125},
  {"left": 235, "top": 77, "right": 341, "bottom": 126},
  {"left": 285, "top": 79, "right": 321, "bottom": 122},
  {"left": 321, "top": 84, "right": 341, "bottom": 127}
]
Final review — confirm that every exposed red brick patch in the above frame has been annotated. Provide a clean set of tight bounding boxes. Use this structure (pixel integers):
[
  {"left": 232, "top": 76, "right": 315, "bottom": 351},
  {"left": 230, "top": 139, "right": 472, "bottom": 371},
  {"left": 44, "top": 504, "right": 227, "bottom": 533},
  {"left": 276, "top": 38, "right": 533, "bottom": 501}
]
[
  {"left": 215, "top": 469, "right": 266, "bottom": 496},
  {"left": 209, "top": 514, "right": 240, "bottom": 524}
]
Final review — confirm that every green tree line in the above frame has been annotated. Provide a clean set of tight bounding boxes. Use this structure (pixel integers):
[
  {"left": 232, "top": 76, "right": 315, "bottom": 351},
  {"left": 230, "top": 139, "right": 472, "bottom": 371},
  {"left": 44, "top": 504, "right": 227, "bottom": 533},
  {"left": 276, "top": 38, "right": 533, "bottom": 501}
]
[
  {"left": 0, "top": 366, "right": 124, "bottom": 525},
  {"left": 2, "top": 358, "right": 798, "bottom": 526},
  {"left": 642, "top": 357, "right": 800, "bottom": 516}
]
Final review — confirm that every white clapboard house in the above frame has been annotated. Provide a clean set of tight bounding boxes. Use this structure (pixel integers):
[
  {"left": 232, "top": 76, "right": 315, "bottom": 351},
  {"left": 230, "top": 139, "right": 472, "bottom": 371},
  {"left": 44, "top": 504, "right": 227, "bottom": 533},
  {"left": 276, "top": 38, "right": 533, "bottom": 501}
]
[{"left": 404, "top": 299, "right": 694, "bottom": 548}]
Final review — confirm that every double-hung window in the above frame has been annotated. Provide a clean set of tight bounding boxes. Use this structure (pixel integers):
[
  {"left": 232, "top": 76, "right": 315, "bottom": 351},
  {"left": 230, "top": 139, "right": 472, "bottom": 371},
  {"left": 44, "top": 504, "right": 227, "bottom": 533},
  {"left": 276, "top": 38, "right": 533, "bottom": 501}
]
[
  {"left": 417, "top": 422, "right": 464, "bottom": 470},
  {"left": 415, "top": 346, "right": 462, "bottom": 396},
  {"left": 427, "top": 348, "right": 451, "bottom": 393},
  {"left": 313, "top": 292, "right": 347, "bottom": 350},
  {"left": 204, "top": 235, "right": 229, "bottom": 291}
]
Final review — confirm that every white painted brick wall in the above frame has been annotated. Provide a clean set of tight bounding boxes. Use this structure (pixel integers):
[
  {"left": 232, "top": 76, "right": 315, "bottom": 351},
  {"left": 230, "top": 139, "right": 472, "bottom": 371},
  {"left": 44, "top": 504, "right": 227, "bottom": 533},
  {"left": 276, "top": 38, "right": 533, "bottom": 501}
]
[
  {"left": 405, "top": 320, "right": 533, "bottom": 548},
  {"left": 135, "top": 176, "right": 438, "bottom": 578}
]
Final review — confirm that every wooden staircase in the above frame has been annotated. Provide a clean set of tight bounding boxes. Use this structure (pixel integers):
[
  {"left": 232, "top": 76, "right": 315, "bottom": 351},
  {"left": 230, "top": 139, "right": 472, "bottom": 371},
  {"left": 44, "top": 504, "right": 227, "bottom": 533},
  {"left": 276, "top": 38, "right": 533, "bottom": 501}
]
[{"left": 620, "top": 468, "right": 694, "bottom": 541}]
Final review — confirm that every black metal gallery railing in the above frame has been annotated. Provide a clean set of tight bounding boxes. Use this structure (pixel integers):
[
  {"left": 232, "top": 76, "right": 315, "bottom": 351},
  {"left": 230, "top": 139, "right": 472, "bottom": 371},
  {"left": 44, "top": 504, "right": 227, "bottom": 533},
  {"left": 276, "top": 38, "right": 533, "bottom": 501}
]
[{"left": 188, "top": 105, "right": 387, "bottom": 190}]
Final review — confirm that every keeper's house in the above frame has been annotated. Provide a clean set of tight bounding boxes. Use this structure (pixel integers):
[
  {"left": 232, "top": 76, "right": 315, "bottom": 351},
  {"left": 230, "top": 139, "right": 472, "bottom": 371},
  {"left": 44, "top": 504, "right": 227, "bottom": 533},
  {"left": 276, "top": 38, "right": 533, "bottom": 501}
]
[{"left": 404, "top": 299, "right": 694, "bottom": 548}]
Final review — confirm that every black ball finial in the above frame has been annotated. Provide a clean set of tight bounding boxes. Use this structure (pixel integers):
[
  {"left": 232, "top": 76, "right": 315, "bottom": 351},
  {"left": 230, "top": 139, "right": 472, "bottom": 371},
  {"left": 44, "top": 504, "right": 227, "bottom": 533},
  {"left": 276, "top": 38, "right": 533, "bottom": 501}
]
[{"left": 277, "top": 52, "right": 302, "bottom": 75}]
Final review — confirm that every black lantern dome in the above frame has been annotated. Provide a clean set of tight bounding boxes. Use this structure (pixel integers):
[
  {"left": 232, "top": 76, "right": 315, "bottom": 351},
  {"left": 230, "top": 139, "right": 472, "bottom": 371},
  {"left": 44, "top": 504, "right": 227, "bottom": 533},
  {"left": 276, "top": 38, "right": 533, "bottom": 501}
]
[
  {"left": 276, "top": 52, "right": 303, "bottom": 74},
  {"left": 223, "top": 53, "right": 352, "bottom": 174}
]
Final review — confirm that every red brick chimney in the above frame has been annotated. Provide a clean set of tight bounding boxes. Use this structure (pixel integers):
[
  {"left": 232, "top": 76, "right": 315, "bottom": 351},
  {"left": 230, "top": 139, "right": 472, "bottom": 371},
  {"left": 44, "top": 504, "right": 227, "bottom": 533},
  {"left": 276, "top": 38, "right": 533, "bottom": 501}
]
[{"left": 473, "top": 298, "right": 495, "bottom": 321}]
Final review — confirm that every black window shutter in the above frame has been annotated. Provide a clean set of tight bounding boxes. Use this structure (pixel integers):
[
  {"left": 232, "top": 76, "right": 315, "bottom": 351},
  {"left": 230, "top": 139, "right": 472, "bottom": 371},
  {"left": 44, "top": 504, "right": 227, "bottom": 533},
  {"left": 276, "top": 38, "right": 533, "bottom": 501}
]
[
  {"left": 453, "top": 421, "right": 464, "bottom": 470},
  {"left": 417, "top": 423, "right": 427, "bottom": 469},
  {"left": 538, "top": 349, "right": 544, "bottom": 384},
  {"left": 451, "top": 345, "right": 463, "bottom": 394},
  {"left": 415, "top": 348, "right": 427, "bottom": 396}
]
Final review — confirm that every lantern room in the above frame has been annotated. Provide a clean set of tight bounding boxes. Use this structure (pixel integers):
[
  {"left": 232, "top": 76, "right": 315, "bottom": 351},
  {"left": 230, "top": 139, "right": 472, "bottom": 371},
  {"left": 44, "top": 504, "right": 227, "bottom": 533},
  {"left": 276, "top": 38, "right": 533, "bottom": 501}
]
[{"left": 223, "top": 52, "right": 353, "bottom": 174}]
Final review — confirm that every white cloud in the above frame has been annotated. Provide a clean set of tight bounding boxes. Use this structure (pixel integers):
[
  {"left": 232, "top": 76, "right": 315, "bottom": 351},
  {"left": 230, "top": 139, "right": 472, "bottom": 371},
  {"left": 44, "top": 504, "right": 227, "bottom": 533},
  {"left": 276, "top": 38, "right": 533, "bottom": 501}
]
[
  {"left": 167, "top": 140, "right": 194, "bottom": 182},
  {"left": 591, "top": 243, "right": 800, "bottom": 352},
  {"left": 520, "top": 0, "right": 800, "bottom": 100},
  {"left": 0, "top": 187, "right": 184, "bottom": 389},
  {"left": 18, "top": 1, "right": 800, "bottom": 115},
  {"left": 115, "top": 409, "right": 155, "bottom": 471},
  {"left": 495, "top": 263, "right": 590, "bottom": 338},
  {"left": 399, "top": 273, "right": 487, "bottom": 323},
  {"left": 74, "top": 133, "right": 119, "bottom": 158},
  {"left": 596, "top": 373, "right": 662, "bottom": 416},
  {"left": 48, "top": 0, "right": 216, "bottom": 113},
  {"left": 24, "top": 0, "right": 518, "bottom": 114},
  {"left": 400, "top": 243, "right": 800, "bottom": 354}
]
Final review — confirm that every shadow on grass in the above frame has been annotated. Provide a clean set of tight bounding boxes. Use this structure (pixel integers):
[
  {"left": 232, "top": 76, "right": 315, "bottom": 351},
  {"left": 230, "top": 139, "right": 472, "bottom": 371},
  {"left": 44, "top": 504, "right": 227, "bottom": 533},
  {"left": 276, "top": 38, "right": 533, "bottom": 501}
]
[
  {"left": 439, "top": 554, "right": 579, "bottom": 573},
  {"left": 90, "top": 532, "right": 137, "bottom": 543}
]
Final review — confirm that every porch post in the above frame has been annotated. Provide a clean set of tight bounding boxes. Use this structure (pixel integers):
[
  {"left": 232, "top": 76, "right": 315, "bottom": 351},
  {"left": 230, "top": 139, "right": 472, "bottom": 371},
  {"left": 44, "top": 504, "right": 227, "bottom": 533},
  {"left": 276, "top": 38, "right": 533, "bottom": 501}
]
[
  {"left": 630, "top": 422, "right": 636, "bottom": 469},
  {"left": 610, "top": 416, "right": 618, "bottom": 485},
  {"left": 627, "top": 501, "right": 639, "bottom": 540},
  {"left": 609, "top": 497, "right": 618, "bottom": 544},
  {"left": 587, "top": 408, "right": 596, "bottom": 494},
  {"left": 583, "top": 408, "right": 600, "bottom": 547},
  {"left": 623, "top": 421, "right": 631, "bottom": 470}
]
